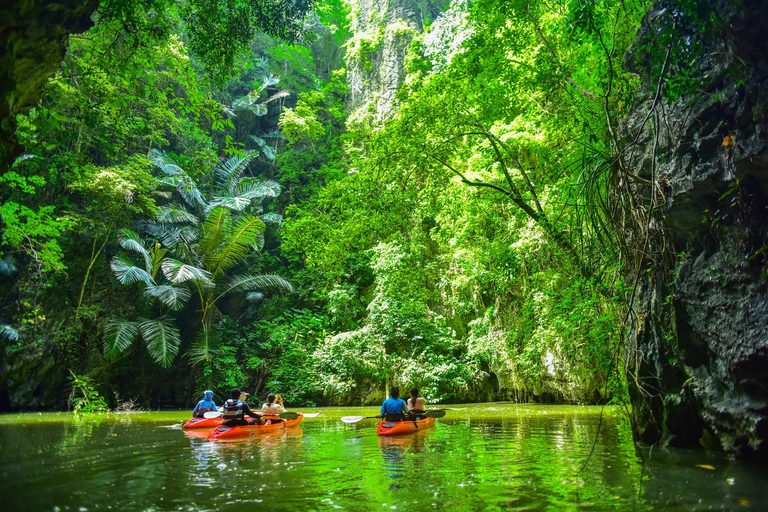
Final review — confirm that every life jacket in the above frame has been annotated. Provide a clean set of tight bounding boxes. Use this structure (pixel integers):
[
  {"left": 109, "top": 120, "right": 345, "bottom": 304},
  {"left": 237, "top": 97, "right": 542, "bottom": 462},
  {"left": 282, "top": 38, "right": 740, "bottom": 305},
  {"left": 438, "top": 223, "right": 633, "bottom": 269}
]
[{"left": 222, "top": 399, "right": 244, "bottom": 421}]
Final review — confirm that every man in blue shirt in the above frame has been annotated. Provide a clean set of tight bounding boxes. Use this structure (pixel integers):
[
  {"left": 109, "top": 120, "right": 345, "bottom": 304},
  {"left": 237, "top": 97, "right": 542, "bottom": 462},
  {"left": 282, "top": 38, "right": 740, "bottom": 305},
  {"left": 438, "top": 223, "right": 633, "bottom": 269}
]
[
  {"left": 377, "top": 386, "right": 408, "bottom": 421},
  {"left": 191, "top": 390, "right": 217, "bottom": 418}
]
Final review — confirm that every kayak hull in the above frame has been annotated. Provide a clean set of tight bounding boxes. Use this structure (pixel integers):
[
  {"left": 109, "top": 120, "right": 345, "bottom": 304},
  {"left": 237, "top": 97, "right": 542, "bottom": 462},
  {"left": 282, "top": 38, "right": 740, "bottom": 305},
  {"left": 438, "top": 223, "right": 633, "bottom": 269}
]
[
  {"left": 377, "top": 416, "right": 435, "bottom": 436},
  {"left": 209, "top": 415, "right": 303, "bottom": 440},
  {"left": 183, "top": 417, "right": 222, "bottom": 429}
]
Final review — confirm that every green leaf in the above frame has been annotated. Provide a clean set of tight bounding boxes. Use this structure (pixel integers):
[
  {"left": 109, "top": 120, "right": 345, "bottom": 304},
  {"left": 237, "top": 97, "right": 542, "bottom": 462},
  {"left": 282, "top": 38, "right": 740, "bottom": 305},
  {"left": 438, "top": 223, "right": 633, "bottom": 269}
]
[
  {"left": 143, "top": 285, "right": 191, "bottom": 310},
  {"left": 111, "top": 254, "right": 155, "bottom": 286},
  {"left": 219, "top": 273, "right": 294, "bottom": 296},
  {"left": 139, "top": 316, "right": 181, "bottom": 367},
  {"left": 161, "top": 259, "right": 212, "bottom": 285},
  {"left": 104, "top": 320, "right": 139, "bottom": 357}
]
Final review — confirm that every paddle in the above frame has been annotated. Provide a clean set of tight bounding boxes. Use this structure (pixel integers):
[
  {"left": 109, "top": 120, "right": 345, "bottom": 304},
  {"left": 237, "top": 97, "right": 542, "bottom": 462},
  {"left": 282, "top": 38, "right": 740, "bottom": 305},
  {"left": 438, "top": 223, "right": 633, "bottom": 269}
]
[
  {"left": 423, "top": 409, "right": 446, "bottom": 418},
  {"left": 341, "top": 415, "right": 379, "bottom": 424},
  {"left": 204, "top": 410, "right": 315, "bottom": 420}
]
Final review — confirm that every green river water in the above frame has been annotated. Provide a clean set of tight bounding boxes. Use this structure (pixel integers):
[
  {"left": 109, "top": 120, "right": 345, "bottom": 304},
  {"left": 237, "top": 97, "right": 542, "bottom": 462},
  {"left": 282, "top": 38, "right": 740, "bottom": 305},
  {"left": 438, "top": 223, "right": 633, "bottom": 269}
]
[{"left": 1, "top": 404, "right": 765, "bottom": 511}]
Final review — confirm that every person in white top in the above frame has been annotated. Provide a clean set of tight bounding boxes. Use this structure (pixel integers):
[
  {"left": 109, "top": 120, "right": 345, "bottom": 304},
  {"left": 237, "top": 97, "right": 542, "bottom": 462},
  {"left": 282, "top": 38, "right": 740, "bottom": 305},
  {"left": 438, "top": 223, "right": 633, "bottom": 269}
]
[
  {"left": 261, "top": 393, "right": 285, "bottom": 422},
  {"left": 407, "top": 388, "right": 427, "bottom": 417}
]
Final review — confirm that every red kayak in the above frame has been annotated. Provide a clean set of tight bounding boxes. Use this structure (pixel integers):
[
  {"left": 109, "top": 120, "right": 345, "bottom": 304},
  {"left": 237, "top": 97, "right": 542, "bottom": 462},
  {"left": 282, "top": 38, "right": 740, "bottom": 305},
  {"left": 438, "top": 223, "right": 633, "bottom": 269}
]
[
  {"left": 209, "top": 415, "right": 303, "bottom": 440},
  {"left": 377, "top": 416, "right": 435, "bottom": 436},
  {"left": 182, "top": 416, "right": 222, "bottom": 429}
]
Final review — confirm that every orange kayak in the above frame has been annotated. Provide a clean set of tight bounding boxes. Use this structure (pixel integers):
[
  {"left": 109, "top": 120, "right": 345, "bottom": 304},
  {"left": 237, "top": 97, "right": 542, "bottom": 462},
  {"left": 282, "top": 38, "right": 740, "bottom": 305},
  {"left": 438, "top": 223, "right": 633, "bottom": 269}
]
[
  {"left": 377, "top": 416, "right": 435, "bottom": 436},
  {"left": 209, "top": 415, "right": 303, "bottom": 440},
  {"left": 183, "top": 416, "right": 222, "bottom": 429}
]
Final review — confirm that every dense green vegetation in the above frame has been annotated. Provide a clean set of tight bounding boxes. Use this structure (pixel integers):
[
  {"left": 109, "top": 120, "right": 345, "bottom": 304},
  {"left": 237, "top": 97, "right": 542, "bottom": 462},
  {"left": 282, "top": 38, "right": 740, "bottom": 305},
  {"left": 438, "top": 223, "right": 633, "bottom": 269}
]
[{"left": 1, "top": 0, "right": 694, "bottom": 410}]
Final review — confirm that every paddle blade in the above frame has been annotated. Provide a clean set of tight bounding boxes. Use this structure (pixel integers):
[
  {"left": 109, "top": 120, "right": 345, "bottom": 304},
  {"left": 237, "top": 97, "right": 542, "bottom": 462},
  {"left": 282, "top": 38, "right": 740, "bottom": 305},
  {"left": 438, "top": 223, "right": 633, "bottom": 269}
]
[
  {"left": 204, "top": 411, "right": 223, "bottom": 419},
  {"left": 301, "top": 412, "right": 320, "bottom": 418},
  {"left": 279, "top": 411, "right": 300, "bottom": 420},
  {"left": 341, "top": 415, "right": 365, "bottom": 423},
  {"left": 424, "top": 409, "right": 446, "bottom": 418}
]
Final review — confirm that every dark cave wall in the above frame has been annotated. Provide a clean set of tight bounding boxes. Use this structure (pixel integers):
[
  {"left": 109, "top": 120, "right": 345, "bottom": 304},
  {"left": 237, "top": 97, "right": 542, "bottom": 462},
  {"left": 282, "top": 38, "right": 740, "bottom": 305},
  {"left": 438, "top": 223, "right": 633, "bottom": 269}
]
[
  {"left": 1, "top": 0, "right": 98, "bottom": 171},
  {"left": 621, "top": 0, "right": 768, "bottom": 458}
]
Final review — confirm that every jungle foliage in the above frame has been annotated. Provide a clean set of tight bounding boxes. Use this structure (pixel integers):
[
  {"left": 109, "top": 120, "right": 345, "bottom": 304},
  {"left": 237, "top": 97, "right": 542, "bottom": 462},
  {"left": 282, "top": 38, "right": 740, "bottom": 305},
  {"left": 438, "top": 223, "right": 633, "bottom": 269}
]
[{"left": 1, "top": 0, "right": 681, "bottom": 410}]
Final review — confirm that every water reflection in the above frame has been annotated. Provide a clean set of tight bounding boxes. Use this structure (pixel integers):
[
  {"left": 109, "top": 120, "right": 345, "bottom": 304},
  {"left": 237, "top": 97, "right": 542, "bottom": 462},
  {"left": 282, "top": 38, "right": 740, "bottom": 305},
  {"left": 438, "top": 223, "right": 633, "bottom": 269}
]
[
  {"left": 378, "top": 427, "right": 434, "bottom": 481},
  {"left": 1, "top": 406, "right": 767, "bottom": 511}
]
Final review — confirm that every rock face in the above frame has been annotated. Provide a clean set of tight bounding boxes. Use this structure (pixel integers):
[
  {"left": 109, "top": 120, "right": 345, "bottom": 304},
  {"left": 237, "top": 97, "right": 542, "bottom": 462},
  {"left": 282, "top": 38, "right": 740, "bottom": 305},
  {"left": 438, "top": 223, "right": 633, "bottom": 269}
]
[
  {"left": 345, "top": 0, "right": 448, "bottom": 122},
  {"left": 621, "top": 0, "right": 768, "bottom": 458},
  {"left": 1, "top": 0, "right": 98, "bottom": 171}
]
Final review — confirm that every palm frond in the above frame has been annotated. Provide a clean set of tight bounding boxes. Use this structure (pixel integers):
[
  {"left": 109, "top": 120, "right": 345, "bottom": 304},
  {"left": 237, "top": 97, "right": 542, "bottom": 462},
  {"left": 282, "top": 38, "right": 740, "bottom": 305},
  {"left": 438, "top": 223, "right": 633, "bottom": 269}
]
[
  {"left": 208, "top": 196, "right": 252, "bottom": 211},
  {"left": 0, "top": 324, "right": 20, "bottom": 342},
  {"left": 246, "top": 292, "right": 263, "bottom": 302},
  {"left": 219, "top": 273, "right": 294, "bottom": 296},
  {"left": 117, "top": 229, "right": 151, "bottom": 270},
  {"left": 148, "top": 149, "right": 185, "bottom": 176},
  {"left": 156, "top": 204, "right": 199, "bottom": 225},
  {"left": 161, "top": 259, "right": 212, "bottom": 285},
  {"left": 139, "top": 316, "right": 181, "bottom": 368},
  {"left": 175, "top": 173, "right": 206, "bottom": 209},
  {"left": 262, "top": 129, "right": 285, "bottom": 140},
  {"left": 215, "top": 151, "right": 257, "bottom": 196},
  {"left": 198, "top": 207, "right": 230, "bottom": 263},
  {"left": 104, "top": 320, "right": 139, "bottom": 357},
  {"left": 260, "top": 213, "right": 283, "bottom": 226},
  {"left": 137, "top": 221, "right": 181, "bottom": 250},
  {"left": 265, "top": 90, "right": 290, "bottom": 104},
  {"left": 249, "top": 136, "right": 276, "bottom": 161},
  {"left": 188, "top": 329, "right": 219, "bottom": 364},
  {"left": 235, "top": 178, "right": 280, "bottom": 199},
  {"left": 206, "top": 215, "right": 265, "bottom": 278},
  {"left": 110, "top": 254, "right": 155, "bottom": 286},
  {"left": 148, "top": 244, "right": 168, "bottom": 280},
  {"left": 158, "top": 174, "right": 205, "bottom": 209},
  {"left": 143, "top": 285, "right": 191, "bottom": 311},
  {"left": 259, "top": 73, "right": 280, "bottom": 91},
  {"left": 247, "top": 103, "right": 268, "bottom": 116}
]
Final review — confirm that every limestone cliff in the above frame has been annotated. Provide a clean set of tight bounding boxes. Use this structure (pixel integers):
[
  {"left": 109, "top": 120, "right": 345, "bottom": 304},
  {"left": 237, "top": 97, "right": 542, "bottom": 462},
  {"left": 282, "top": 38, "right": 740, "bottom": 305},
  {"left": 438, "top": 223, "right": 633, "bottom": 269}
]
[
  {"left": 345, "top": 0, "right": 448, "bottom": 122},
  {"left": 621, "top": 0, "right": 768, "bottom": 458},
  {"left": 1, "top": 1, "right": 97, "bottom": 171}
]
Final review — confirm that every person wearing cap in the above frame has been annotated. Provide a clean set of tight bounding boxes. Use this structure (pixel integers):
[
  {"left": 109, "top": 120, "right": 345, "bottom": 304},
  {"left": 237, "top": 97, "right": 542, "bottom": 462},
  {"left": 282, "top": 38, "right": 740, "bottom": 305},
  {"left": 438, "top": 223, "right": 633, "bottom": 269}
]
[
  {"left": 221, "top": 388, "right": 261, "bottom": 426},
  {"left": 192, "top": 390, "right": 218, "bottom": 418},
  {"left": 261, "top": 393, "right": 285, "bottom": 414}
]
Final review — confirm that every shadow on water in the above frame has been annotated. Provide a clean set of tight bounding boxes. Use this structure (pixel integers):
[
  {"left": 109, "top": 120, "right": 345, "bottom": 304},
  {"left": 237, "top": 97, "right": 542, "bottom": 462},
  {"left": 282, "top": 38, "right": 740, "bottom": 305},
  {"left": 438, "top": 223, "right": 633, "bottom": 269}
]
[{"left": 0, "top": 405, "right": 766, "bottom": 510}]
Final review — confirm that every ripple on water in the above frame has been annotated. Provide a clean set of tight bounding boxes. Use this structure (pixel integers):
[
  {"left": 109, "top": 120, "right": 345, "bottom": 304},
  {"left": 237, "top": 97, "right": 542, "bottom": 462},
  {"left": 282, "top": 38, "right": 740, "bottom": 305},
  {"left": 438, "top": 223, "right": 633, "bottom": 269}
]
[{"left": 1, "top": 406, "right": 767, "bottom": 511}]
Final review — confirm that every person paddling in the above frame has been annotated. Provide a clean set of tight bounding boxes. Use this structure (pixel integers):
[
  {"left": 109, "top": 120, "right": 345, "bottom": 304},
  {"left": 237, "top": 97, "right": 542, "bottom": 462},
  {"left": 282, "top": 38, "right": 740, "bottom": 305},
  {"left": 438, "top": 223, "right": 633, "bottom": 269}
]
[
  {"left": 406, "top": 388, "right": 427, "bottom": 419},
  {"left": 261, "top": 393, "right": 285, "bottom": 424},
  {"left": 222, "top": 388, "right": 262, "bottom": 426},
  {"left": 376, "top": 386, "right": 408, "bottom": 422},
  {"left": 192, "top": 390, "right": 218, "bottom": 418}
]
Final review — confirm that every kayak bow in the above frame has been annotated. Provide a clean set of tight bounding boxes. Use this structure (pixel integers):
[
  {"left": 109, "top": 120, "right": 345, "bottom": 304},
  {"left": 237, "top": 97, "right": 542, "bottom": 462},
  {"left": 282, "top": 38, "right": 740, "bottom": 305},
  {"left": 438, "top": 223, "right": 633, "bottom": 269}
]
[{"left": 183, "top": 416, "right": 223, "bottom": 429}]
